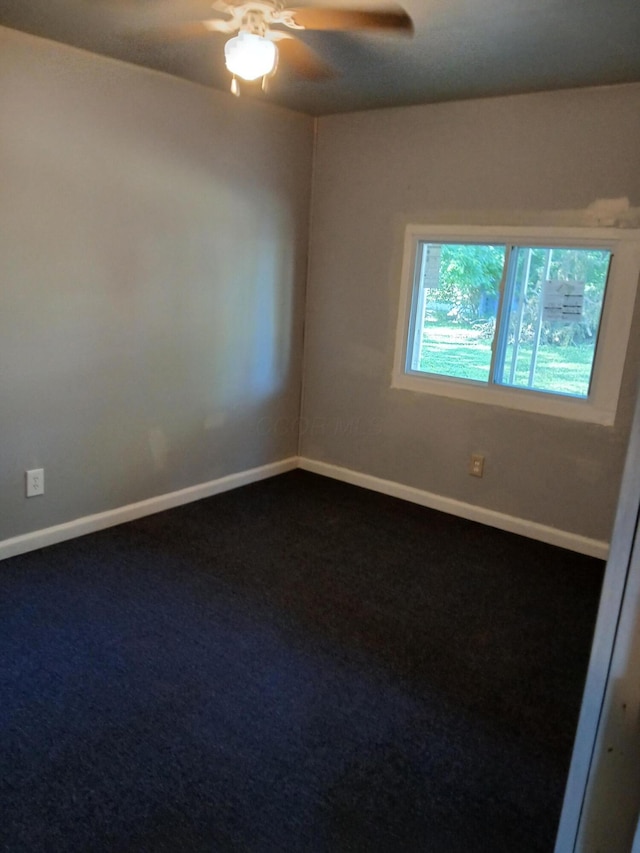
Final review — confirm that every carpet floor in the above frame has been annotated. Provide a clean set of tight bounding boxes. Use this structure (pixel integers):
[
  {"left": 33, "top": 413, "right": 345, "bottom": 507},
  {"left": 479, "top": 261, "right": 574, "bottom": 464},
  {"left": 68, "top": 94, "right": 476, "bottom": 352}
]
[{"left": 0, "top": 470, "right": 603, "bottom": 852}]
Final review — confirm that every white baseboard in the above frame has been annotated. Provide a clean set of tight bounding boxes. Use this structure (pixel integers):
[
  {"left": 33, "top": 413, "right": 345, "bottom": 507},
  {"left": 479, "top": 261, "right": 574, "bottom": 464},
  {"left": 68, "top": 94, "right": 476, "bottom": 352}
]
[
  {"left": 1, "top": 454, "right": 609, "bottom": 562},
  {"left": 298, "top": 457, "right": 609, "bottom": 560},
  {"left": 0, "top": 457, "right": 298, "bottom": 562}
]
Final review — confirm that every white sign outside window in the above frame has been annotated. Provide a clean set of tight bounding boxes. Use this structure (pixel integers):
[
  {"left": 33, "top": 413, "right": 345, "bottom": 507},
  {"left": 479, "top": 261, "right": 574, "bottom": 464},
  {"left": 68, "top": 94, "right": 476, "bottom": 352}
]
[{"left": 542, "top": 280, "right": 585, "bottom": 322}]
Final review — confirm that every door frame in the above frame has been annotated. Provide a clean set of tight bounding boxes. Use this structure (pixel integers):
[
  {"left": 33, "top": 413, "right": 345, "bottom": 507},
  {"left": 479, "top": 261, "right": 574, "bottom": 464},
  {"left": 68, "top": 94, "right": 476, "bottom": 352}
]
[{"left": 555, "top": 376, "right": 640, "bottom": 851}]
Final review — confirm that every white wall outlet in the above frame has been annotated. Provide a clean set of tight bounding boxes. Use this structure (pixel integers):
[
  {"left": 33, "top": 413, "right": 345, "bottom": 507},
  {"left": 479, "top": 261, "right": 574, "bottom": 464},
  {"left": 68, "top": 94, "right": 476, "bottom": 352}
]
[
  {"left": 469, "top": 454, "right": 485, "bottom": 478},
  {"left": 26, "top": 468, "right": 45, "bottom": 497}
]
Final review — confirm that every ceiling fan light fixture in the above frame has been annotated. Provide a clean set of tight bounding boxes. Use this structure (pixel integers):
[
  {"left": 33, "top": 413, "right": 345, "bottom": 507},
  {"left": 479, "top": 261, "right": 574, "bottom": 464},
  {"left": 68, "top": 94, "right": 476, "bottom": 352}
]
[{"left": 224, "top": 32, "right": 278, "bottom": 82}]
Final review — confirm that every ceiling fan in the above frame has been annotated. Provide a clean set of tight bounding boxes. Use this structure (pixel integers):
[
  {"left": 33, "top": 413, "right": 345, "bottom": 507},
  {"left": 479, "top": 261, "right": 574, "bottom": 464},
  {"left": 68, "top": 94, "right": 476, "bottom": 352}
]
[{"left": 133, "top": 1, "right": 413, "bottom": 96}]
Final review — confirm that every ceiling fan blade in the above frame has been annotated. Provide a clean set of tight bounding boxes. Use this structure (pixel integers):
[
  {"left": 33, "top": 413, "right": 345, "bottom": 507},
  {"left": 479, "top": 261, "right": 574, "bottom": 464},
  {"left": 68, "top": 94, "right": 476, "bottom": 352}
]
[
  {"left": 105, "top": 0, "right": 216, "bottom": 13},
  {"left": 104, "top": 0, "right": 234, "bottom": 32},
  {"left": 276, "top": 36, "right": 337, "bottom": 80},
  {"left": 132, "top": 21, "right": 220, "bottom": 41},
  {"left": 288, "top": 6, "right": 413, "bottom": 34}
]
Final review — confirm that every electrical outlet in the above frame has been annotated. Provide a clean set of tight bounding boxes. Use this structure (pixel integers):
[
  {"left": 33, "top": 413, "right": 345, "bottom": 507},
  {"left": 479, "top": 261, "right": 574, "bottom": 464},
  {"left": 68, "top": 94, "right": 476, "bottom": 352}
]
[
  {"left": 469, "top": 454, "right": 484, "bottom": 478},
  {"left": 26, "top": 468, "right": 45, "bottom": 497}
]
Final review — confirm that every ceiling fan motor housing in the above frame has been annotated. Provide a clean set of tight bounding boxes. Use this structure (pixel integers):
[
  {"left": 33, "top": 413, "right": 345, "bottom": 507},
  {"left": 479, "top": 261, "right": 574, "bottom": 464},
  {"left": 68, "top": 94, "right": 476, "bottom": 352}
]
[{"left": 241, "top": 9, "right": 268, "bottom": 37}]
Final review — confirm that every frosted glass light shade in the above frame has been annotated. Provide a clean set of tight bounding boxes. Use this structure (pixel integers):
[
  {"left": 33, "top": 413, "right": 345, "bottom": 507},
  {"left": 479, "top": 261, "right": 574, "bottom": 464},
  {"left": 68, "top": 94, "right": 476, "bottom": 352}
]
[{"left": 224, "top": 32, "right": 277, "bottom": 81}]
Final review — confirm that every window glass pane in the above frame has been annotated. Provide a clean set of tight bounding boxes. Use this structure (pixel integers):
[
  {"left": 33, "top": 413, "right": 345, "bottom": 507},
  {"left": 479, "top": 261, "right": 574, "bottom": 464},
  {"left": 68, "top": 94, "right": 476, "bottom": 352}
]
[
  {"left": 497, "top": 247, "right": 611, "bottom": 398},
  {"left": 410, "top": 242, "right": 506, "bottom": 383}
]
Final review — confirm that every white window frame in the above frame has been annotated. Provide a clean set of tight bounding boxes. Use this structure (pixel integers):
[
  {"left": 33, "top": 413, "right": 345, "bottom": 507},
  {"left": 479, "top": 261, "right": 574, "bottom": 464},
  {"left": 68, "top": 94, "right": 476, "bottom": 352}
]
[{"left": 392, "top": 224, "right": 640, "bottom": 425}]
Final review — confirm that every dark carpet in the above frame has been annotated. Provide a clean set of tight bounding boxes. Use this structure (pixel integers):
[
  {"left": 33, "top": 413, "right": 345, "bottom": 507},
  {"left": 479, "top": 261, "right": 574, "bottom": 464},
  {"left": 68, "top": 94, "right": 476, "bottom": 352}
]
[{"left": 0, "top": 470, "right": 603, "bottom": 852}]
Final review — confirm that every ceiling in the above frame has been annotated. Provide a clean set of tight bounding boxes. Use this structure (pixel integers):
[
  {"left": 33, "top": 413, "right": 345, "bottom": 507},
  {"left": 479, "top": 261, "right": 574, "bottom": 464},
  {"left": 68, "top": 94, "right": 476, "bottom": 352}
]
[{"left": 1, "top": 0, "right": 640, "bottom": 115}]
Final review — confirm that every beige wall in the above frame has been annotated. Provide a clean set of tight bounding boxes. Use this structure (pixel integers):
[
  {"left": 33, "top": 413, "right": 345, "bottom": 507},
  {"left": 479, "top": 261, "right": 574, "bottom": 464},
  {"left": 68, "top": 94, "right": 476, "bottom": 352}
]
[
  {"left": 0, "top": 27, "right": 314, "bottom": 540},
  {"left": 301, "top": 84, "right": 640, "bottom": 542}
]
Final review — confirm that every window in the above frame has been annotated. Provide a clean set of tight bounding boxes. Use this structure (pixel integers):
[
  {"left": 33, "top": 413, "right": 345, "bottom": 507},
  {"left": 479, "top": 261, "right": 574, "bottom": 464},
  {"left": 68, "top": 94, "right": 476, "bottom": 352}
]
[{"left": 393, "top": 225, "right": 640, "bottom": 424}]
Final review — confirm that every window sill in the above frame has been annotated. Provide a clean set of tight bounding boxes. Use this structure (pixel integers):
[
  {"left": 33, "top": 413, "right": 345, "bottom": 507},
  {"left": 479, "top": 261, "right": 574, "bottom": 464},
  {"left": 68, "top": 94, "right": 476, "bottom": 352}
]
[{"left": 391, "top": 371, "right": 616, "bottom": 425}]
